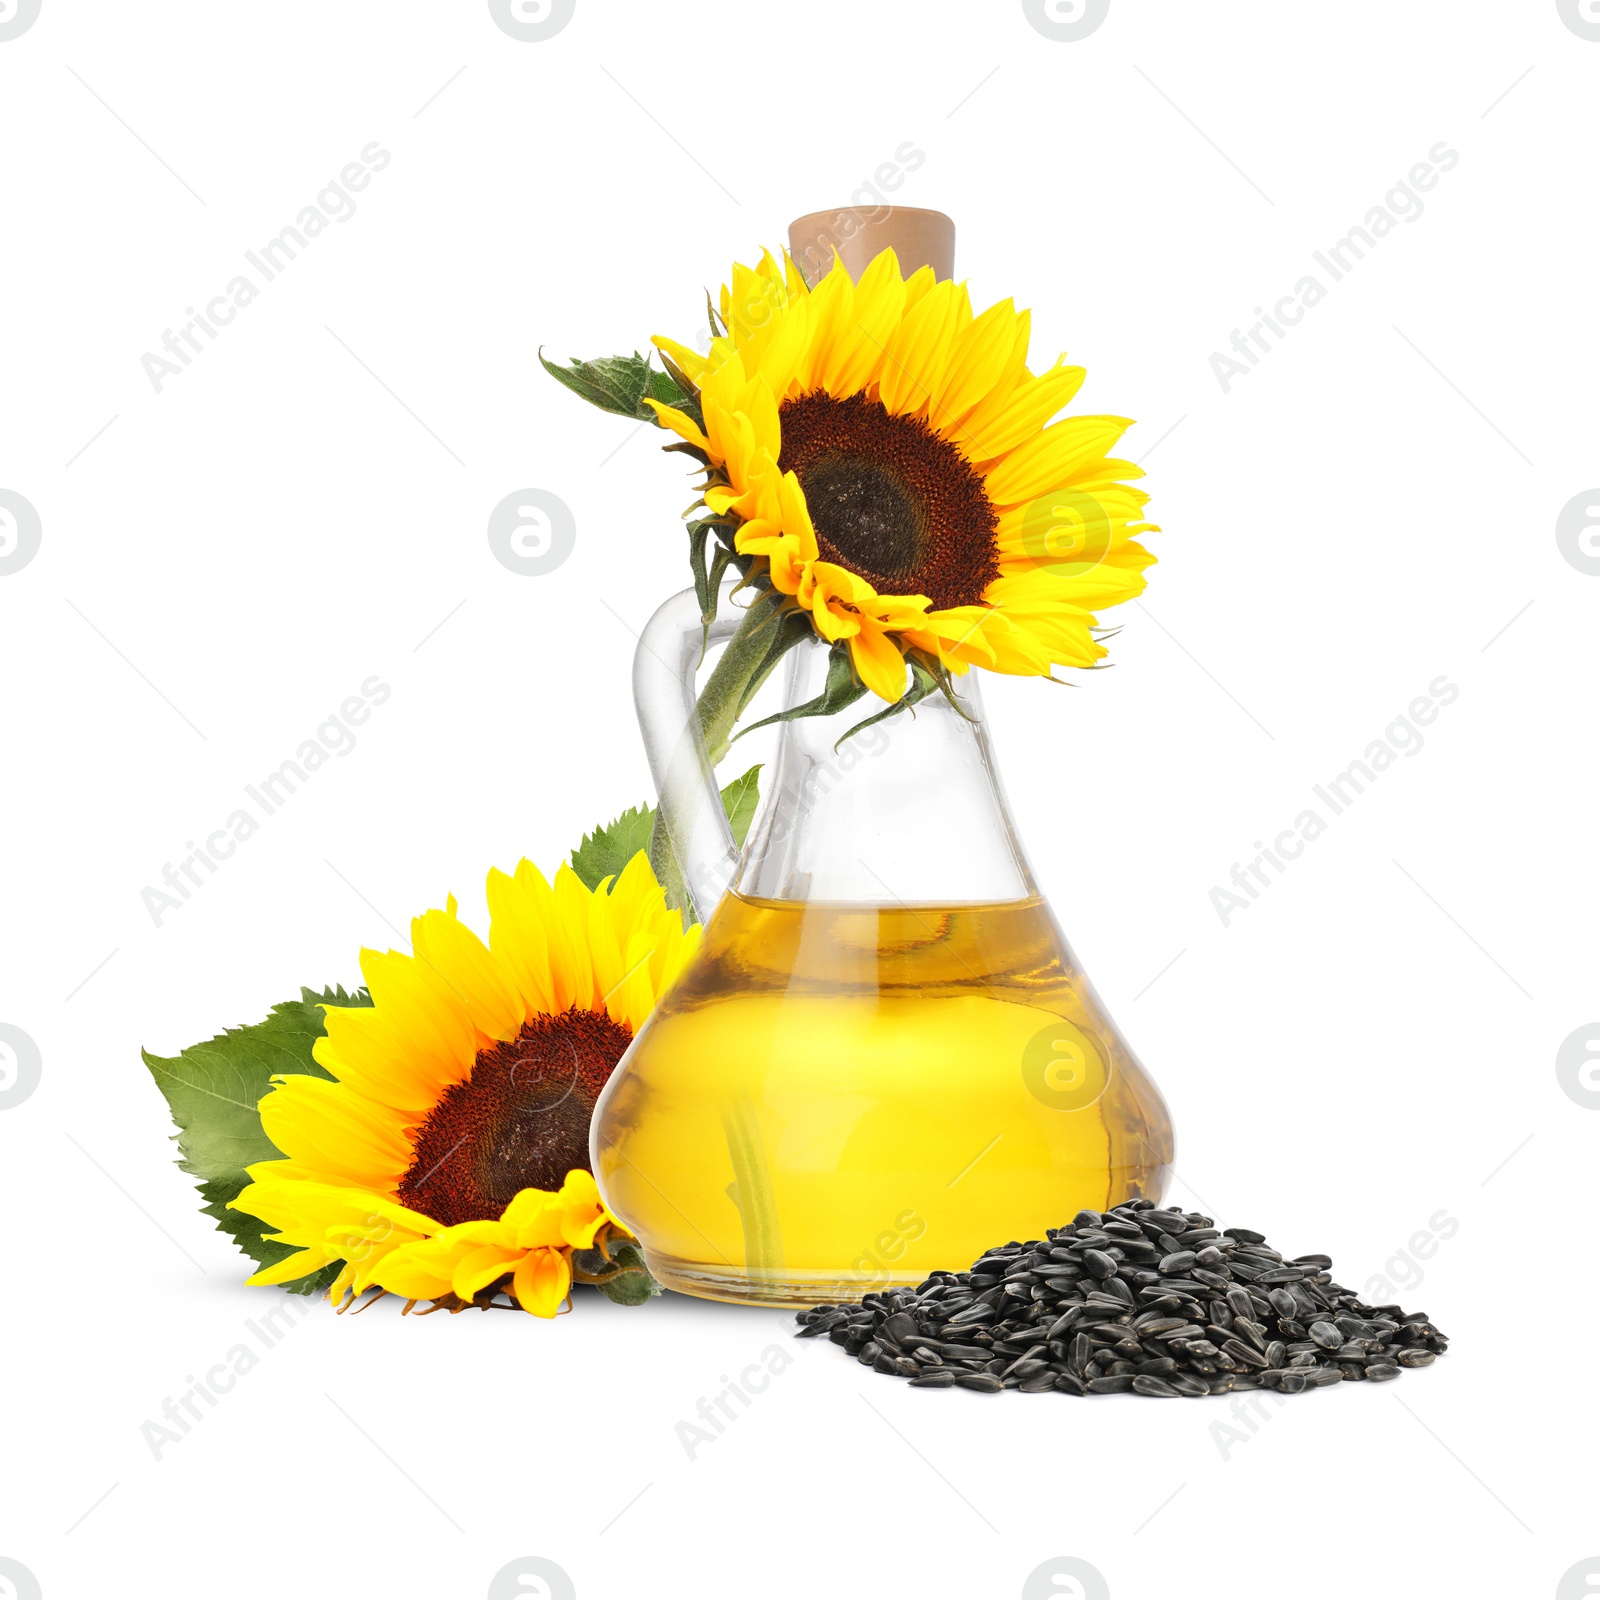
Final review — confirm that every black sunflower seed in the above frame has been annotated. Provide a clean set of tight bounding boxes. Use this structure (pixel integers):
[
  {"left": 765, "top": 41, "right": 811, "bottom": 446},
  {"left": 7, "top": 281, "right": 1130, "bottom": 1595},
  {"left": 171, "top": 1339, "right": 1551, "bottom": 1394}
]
[
  {"left": 797, "top": 1206, "right": 1447, "bottom": 1398},
  {"left": 1086, "top": 1374, "right": 1135, "bottom": 1394},
  {"left": 1222, "top": 1339, "right": 1268, "bottom": 1369},
  {"left": 1135, "top": 1356, "right": 1178, "bottom": 1376},
  {"left": 881, "top": 1312, "right": 917, "bottom": 1344},
  {"left": 955, "top": 1372, "right": 1003, "bottom": 1393},
  {"left": 1132, "top": 1375, "right": 1180, "bottom": 1397}
]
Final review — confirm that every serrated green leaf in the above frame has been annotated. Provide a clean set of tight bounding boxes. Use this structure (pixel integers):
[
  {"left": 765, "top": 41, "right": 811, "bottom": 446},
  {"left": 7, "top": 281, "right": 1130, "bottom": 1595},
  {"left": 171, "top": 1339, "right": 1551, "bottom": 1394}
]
[
  {"left": 734, "top": 640, "right": 868, "bottom": 741},
  {"left": 645, "top": 364, "right": 693, "bottom": 412},
  {"left": 569, "top": 768, "right": 762, "bottom": 892},
  {"left": 301, "top": 983, "right": 371, "bottom": 1011},
  {"left": 197, "top": 1176, "right": 339, "bottom": 1294},
  {"left": 142, "top": 991, "right": 368, "bottom": 1185},
  {"left": 144, "top": 988, "right": 369, "bottom": 1288},
  {"left": 539, "top": 348, "right": 689, "bottom": 423},
  {"left": 568, "top": 804, "right": 656, "bottom": 892}
]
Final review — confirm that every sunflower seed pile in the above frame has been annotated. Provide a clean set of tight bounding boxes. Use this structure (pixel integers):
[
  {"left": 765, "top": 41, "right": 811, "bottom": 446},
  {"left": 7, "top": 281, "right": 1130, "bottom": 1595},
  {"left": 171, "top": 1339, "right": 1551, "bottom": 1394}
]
[{"left": 796, "top": 1199, "right": 1449, "bottom": 1396}]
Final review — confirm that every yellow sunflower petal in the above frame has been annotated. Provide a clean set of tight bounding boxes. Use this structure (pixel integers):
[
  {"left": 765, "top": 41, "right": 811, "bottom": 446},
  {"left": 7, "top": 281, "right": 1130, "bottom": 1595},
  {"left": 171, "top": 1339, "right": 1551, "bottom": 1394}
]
[
  {"left": 512, "top": 1247, "right": 571, "bottom": 1317},
  {"left": 452, "top": 1243, "right": 525, "bottom": 1302},
  {"left": 958, "top": 359, "right": 1087, "bottom": 463},
  {"left": 984, "top": 416, "right": 1134, "bottom": 507},
  {"left": 878, "top": 277, "right": 966, "bottom": 418},
  {"left": 642, "top": 398, "right": 711, "bottom": 453},
  {"left": 258, "top": 1074, "right": 412, "bottom": 1190},
  {"left": 409, "top": 905, "right": 524, "bottom": 1045},
  {"left": 935, "top": 296, "right": 1020, "bottom": 423},
  {"left": 366, "top": 1239, "right": 456, "bottom": 1303},
  {"left": 848, "top": 623, "right": 909, "bottom": 703},
  {"left": 822, "top": 248, "right": 907, "bottom": 397},
  {"left": 650, "top": 335, "right": 710, "bottom": 389},
  {"left": 244, "top": 1247, "right": 330, "bottom": 1287}
]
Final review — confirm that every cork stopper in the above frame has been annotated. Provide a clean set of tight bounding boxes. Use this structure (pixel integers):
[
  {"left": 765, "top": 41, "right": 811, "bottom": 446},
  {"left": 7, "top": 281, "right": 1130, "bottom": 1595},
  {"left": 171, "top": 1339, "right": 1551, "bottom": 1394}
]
[{"left": 787, "top": 206, "right": 955, "bottom": 288}]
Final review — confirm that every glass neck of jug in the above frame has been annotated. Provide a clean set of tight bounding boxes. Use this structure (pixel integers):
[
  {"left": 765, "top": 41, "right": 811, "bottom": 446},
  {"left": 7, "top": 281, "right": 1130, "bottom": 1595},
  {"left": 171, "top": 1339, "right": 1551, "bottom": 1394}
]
[
  {"left": 632, "top": 580, "right": 1039, "bottom": 919},
  {"left": 734, "top": 635, "right": 1038, "bottom": 906}
]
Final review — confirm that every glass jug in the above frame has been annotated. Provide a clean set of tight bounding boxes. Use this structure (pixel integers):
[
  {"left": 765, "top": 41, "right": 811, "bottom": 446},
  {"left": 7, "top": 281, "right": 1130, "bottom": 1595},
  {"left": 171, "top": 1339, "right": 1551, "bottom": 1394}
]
[{"left": 590, "top": 583, "right": 1174, "bottom": 1306}]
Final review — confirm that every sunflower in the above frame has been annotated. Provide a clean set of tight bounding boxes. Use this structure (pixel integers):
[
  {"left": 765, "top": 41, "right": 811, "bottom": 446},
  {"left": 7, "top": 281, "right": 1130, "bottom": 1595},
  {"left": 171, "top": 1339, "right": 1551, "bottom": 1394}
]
[
  {"left": 229, "top": 853, "right": 698, "bottom": 1315},
  {"left": 646, "top": 247, "right": 1159, "bottom": 703}
]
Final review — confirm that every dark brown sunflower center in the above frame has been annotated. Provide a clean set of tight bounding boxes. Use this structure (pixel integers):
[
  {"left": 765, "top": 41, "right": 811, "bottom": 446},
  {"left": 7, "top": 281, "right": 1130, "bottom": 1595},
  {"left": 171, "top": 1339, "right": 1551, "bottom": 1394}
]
[
  {"left": 777, "top": 390, "right": 999, "bottom": 611},
  {"left": 396, "top": 1006, "right": 632, "bottom": 1228}
]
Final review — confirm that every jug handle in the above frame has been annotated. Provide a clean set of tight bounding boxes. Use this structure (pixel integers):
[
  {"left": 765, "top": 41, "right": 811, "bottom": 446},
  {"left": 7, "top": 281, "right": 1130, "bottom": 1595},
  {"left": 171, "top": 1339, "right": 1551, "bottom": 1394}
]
[{"left": 633, "top": 577, "right": 743, "bottom": 923}]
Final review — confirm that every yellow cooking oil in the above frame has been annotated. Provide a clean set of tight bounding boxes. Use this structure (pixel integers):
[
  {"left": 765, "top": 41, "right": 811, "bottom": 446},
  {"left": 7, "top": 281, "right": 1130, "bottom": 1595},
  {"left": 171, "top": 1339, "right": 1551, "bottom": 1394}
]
[{"left": 591, "top": 891, "right": 1173, "bottom": 1305}]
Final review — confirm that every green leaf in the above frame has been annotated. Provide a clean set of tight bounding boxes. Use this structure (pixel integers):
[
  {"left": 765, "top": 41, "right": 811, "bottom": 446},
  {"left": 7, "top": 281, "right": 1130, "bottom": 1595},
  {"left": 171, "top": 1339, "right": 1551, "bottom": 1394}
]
[
  {"left": 568, "top": 804, "right": 657, "bottom": 892},
  {"left": 538, "top": 348, "right": 689, "bottom": 423},
  {"left": 142, "top": 988, "right": 367, "bottom": 1185},
  {"left": 143, "top": 986, "right": 370, "bottom": 1287},
  {"left": 719, "top": 764, "right": 762, "bottom": 847},
  {"left": 645, "top": 364, "right": 693, "bottom": 413},
  {"left": 686, "top": 519, "right": 743, "bottom": 658},
  {"left": 569, "top": 768, "right": 763, "bottom": 892},
  {"left": 689, "top": 518, "right": 715, "bottom": 634},
  {"left": 702, "top": 545, "right": 738, "bottom": 644},
  {"left": 734, "top": 640, "right": 868, "bottom": 741},
  {"left": 197, "top": 1177, "right": 339, "bottom": 1295}
]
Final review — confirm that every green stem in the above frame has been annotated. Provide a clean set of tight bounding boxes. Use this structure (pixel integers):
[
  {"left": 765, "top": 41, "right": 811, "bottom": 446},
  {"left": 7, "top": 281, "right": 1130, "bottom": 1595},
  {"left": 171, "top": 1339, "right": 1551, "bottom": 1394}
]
[
  {"left": 647, "top": 588, "right": 794, "bottom": 906},
  {"left": 722, "top": 1092, "right": 785, "bottom": 1281},
  {"left": 694, "top": 586, "right": 791, "bottom": 766}
]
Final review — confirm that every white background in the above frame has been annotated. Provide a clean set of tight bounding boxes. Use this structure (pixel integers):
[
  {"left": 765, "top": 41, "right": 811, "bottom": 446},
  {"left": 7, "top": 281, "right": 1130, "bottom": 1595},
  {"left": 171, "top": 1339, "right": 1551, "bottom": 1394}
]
[{"left": 2, "top": 2, "right": 1596, "bottom": 1597}]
